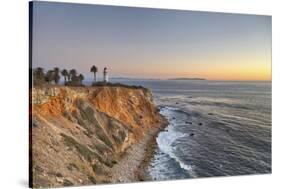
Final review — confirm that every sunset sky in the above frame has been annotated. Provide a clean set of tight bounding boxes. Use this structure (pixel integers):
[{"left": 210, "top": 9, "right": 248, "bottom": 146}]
[{"left": 32, "top": 2, "right": 271, "bottom": 81}]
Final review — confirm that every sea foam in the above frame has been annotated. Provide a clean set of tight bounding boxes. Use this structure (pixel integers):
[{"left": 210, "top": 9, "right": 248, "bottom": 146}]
[{"left": 156, "top": 107, "right": 197, "bottom": 177}]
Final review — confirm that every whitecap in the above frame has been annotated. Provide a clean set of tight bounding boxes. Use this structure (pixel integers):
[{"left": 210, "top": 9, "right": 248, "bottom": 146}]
[{"left": 156, "top": 106, "right": 197, "bottom": 177}]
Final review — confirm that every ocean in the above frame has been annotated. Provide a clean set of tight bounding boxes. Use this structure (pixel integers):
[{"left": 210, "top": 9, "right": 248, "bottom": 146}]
[{"left": 111, "top": 79, "right": 272, "bottom": 180}]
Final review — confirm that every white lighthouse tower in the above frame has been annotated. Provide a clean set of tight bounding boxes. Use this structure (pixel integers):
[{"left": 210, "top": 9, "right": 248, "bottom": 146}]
[{"left": 103, "top": 67, "right": 109, "bottom": 83}]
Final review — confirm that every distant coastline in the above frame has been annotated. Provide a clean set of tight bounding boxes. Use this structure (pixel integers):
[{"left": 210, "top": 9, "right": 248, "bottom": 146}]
[
  {"left": 111, "top": 77, "right": 159, "bottom": 80},
  {"left": 111, "top": 77, "right": 206, "bottom": 81},
  {"left": 168, "top": 78, "right": 206, "bottom": 80}
]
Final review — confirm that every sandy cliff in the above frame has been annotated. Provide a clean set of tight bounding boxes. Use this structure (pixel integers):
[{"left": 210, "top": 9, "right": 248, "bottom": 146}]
[{"left": 30, "top": 85, "right": 163, "bottom": 188}]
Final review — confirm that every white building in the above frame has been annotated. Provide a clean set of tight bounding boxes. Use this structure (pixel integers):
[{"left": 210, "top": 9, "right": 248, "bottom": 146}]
[{"left": 103, "top": 67, "right": 109, "bottom": 82}]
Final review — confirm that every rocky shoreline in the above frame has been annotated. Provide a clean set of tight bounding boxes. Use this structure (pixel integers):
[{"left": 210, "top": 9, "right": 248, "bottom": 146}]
[
  {"left": 109, "top": 116, "right": 168, "bottom": 183},
  {"left": 31, "top": 85, "right": 169, "bottom": 187}
]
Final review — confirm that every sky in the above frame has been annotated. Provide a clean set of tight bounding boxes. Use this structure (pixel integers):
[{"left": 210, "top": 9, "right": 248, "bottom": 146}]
[{"left": 32, "top": 1, "right": 272, "bottom": 81}]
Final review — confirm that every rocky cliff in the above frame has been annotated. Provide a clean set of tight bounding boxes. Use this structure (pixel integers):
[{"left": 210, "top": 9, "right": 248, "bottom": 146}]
[{"left": 30, "top": 85, "right": 163, "bottom": 188}]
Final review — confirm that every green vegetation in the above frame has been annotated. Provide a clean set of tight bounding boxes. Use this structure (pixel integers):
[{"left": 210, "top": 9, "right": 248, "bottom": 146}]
[
  {"left": 32, "top": 65, "right": 150, "bottom": 94},
  {"left": 91, "top": 81, "right": 150, "bottom": 92},
  {"left": 32, "top": 67, "right": 46, "bottom": 85},
  {"left": 61, "top": 69, "right": 69, "bottom": 84},
  {"left": 90, "top": 65, "right": 98, "bottom": 83},
  {"left": 32, "top": 67, "right": 85, "bottom": 86},
  {"left": 53, "top": 67, "right": 60, "bottom": 84},
  {"left": 67, "top": 69, "right": 84, "bottom": 86}
]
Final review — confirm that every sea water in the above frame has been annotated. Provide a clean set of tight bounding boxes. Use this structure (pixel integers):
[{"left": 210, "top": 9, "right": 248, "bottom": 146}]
[{"left": 112, "top": 79, "right": 272, "bottom": 180}]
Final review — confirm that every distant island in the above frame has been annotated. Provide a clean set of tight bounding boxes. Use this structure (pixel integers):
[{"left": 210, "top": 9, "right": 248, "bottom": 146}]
[
  {"left": 111, "top": 77, "right": 159, "bottom": 80},
  {"left": 168, "top": 78, "right": 206, "bottom": 80},
  {"left": 111, "top": 77, "right": 206, "bottom": 81}
]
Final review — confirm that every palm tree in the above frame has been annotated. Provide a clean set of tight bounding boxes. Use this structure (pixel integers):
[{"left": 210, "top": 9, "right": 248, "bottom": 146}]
[
  {"left": 78, "top": 74, "right": 84, "bottom": 85},
  {"left": 45, "top": 70, "right": 55, "bottom": 83},
  {"left": 69, "top": 69, "right": 77, "bottom": 85},
  {"left": 69, "top": 69, "right": 77, "bottom": 77},
  {"left": 33, "top": 67, "right": 45, "bottom": 85},
  {"left": 66, "top": 71, "right": 71, "bottom": 82},
  {"left": 61, "top": 69, "right": 68, "bottom": 84},
  {"left": 35, "top": 67, "right": 44, "bottom": 74},
  {"left": 34, "top": 67, "right": 45, "bottom": 80},
  {"left": 69, "top": 69, "right": 77, "bottom": 80},
  {"left": 53, "top": 67, "right": 60, "bottom": 84},
  {"left": 90, "top": 65, "right": 98, "bottom": 83}
]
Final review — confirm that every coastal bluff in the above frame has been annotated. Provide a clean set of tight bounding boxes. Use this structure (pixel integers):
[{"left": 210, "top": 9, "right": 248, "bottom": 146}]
[{"left": 30, "top": 85, "right": 164, "bottom": 188}]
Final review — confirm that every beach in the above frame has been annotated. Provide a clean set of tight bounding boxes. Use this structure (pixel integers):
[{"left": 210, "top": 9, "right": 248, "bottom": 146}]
[{"left": 109, "top": 119, "right": 168, "bottom": 183}]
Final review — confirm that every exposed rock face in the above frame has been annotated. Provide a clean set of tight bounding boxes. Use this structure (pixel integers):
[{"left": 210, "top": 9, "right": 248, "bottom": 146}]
[{"left": 30, "top": 86, "right": 162, "bottom": 188}]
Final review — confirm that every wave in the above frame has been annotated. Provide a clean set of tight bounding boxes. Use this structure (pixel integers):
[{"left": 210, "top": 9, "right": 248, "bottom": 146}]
[{"left": 156, "top": 106, "right": 197, "bottom": 177}]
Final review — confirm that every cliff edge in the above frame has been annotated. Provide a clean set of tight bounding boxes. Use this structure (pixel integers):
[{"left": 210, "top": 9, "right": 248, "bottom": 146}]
[{"left": 30, "top": 85, "right": 164, "bottom": 188}]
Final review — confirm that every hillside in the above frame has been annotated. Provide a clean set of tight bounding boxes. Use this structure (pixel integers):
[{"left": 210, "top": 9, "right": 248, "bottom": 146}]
[{"left": 30, "top": 85, "right": 165, "bottom": 188}]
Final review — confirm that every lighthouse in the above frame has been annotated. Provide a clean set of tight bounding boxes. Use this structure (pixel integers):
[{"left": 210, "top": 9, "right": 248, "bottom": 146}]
[{"left": 103, "top": 67, "right": 109, "bottom": 83}]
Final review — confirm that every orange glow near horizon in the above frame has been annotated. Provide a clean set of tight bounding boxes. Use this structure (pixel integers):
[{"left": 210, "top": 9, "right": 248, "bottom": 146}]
[
  {"left": 33, "top": 3, "right": 271, "bottom": 81},
  {"left": 110, "top": 53, "right": 271, "bottom": 81}
]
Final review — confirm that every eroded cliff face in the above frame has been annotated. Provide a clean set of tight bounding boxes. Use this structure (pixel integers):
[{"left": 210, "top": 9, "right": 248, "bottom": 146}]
[{"left": 31, "top": 86, "right": 162, "bottom": 188}]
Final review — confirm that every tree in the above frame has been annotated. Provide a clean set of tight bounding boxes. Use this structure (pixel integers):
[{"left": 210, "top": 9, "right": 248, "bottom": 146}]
[
  {"left": 69, "top": 69, "right": 78, "bottom": 85},
  {"left": 34, "top": 67, "right": 45, "bottom": 80},
  {"left": 66, "top": 71, "right": 71, "bottom": 82},
  {"left": 53, "top": 67, "right": 60, "bottom": 84},
  {"left": 45, "top": 70, "right": 55, "bottom": 83},
  {"left": 61, "top": 69, "right": 68, "bottom": 84},
  {"left": 90, "top": 65, "right": 98, "bottom": 83},
  {"left": 78, "top": 74, "right": 84, "bottom": 85},
  {"left": 33, "top": 67, "right": 46, "bottom": 85},
  {"left": 69, "top": 69, "right": 77, "bottom": 79}
]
